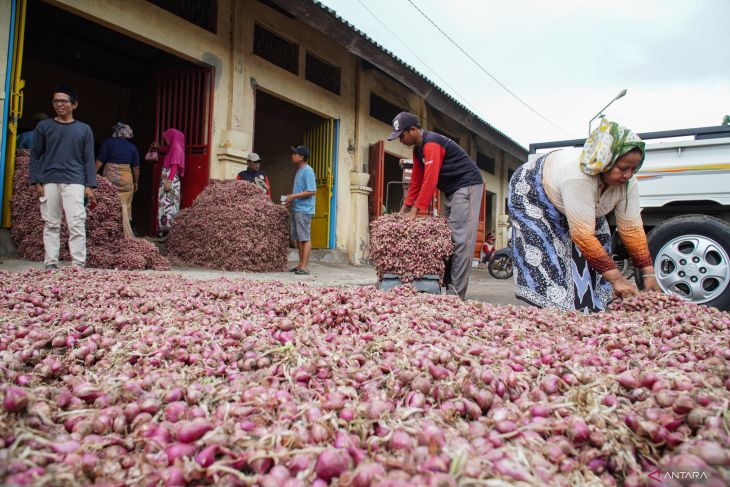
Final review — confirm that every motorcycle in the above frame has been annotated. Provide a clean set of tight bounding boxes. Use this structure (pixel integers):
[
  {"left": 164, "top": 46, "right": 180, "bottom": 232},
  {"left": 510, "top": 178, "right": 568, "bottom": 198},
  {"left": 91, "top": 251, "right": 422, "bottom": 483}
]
[
  {"left": 488, "top": 223, "right": 513, "bottom": 279},
  {"left": 488, "top": 247, "right": 513, "bottom": 279}
]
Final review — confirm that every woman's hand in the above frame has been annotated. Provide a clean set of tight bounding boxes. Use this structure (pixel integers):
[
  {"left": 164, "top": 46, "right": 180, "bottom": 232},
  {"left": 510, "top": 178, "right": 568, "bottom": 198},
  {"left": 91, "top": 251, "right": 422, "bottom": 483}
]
[
  {"left": 611, "top": 276, "right": 640, "bottom": 299},
  {"left": 642, "top": 275, "right": 661, "bottom": 292},
  {"left": 164, "top": 180, "right": 172, "bottom": 192}
]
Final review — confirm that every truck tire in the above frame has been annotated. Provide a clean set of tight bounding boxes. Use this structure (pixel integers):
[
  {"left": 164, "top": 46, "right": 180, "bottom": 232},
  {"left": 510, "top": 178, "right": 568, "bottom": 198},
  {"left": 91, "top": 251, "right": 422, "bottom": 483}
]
[
  {"left": 611, "top": 233, "right": 635, "bottom": 279},
  {"left": 641, "top": 215, "right": 730, "bottom": 311}
]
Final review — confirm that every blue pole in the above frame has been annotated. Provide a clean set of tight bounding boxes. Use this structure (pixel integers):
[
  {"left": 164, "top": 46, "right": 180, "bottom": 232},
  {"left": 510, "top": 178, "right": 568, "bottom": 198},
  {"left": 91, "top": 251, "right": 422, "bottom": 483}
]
[
  {"left": 328, "top": 119, "right": 339, "bottom": 249},
  {"left": 0, "top": 0, "right": 17, "bottom": 209}
]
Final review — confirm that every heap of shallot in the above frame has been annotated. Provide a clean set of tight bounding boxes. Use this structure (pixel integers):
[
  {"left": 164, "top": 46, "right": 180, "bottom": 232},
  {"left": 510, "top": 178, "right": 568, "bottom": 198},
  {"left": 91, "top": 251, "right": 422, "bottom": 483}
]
[
  {"left": 0, "top": 269, "right": 729, "bottom": 487},
  {"left": 166, "top": 180, "right": 289, "bottom": 272},
  {"left": 10, "top": 149, "right": 169, "bottom": 270},
  {"left": 369, "top": 213, "right": 454, "bottom": 282}
]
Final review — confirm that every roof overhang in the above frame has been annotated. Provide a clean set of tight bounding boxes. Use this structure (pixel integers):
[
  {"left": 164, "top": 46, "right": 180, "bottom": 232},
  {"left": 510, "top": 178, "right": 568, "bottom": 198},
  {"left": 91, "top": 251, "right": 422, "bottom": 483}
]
[{"left": 267, "top": 0, "right": 528, "bottom": 161}]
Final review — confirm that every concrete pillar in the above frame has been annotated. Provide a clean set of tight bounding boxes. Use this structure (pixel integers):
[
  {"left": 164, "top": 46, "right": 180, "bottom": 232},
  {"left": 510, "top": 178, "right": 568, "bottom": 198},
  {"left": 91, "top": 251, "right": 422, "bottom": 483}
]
[
  {"left": 215, "top": 0, "right": 250, "bottom": 179},
  {"left": 348, "top": 171, "right": 372, "bottom": 265},
  {"left": 217, "top": 148, "right": 258, "bottom": 180}
]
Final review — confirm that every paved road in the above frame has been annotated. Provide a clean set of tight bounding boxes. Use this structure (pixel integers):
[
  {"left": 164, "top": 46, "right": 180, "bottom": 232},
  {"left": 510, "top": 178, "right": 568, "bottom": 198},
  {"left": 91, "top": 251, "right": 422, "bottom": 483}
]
[{"left": 0, "top": 258, "right": 521, "bottom": 306}]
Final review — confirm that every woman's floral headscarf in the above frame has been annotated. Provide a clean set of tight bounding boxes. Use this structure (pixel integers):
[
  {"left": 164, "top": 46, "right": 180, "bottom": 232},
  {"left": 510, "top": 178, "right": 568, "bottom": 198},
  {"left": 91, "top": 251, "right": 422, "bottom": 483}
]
[
  {"left": 580, "top": 118, "right": 645, "bottom": 175},
  {"left": 112, "top": 122, "right": 133, "bottom": 139}
]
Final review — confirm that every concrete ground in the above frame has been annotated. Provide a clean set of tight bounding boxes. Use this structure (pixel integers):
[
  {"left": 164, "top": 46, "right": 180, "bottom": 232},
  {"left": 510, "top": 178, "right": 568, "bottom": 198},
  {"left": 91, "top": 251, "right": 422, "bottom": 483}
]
[{"left": 0, "top": 258, "right": 521, "bottom": 306}]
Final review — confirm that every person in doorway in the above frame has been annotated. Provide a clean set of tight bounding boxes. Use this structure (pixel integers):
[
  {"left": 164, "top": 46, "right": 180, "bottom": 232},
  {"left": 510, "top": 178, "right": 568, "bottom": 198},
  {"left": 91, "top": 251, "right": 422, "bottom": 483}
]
[
  {"left": 237, "top": 152, "right": 271, "bottom": 198},
  {"left": 29, "top": 84, "right": 96, "bottom": 269},
  {"left": 96, "top": 123, "right": 140, "bottom": 238},
  {"left": 508, "top": 119, "right": 660, "bottom": 313},
  {"left": 480, "top": 232, "right": 496, "bottom": 265},
  {"left": 285, "top": 145, "right": 316, "bottom": 275},
  {"left": 158, "top": 128, "right": 185, "bottom": 237},
  {"left": 388, "top": 112, "right": 484, "bottom": 299},
  {"left": 17, "top": 112, "right": 49, "bottom": 149}
]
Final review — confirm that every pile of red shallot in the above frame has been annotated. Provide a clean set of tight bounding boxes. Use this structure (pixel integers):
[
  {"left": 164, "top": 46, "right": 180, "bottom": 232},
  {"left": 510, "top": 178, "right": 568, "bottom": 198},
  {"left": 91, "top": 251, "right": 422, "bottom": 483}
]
[
  {"left": 166, "top": 180, "right": 289, "bottom": 272},
  {"left": 1, "top": 269, "right": 729, "bottom": 486},
  {"left": 10, "top": 150, "right": 169, "bottom": 270},
  {"left": 369, "top": 214, "right": 454, "bottom": 283}
]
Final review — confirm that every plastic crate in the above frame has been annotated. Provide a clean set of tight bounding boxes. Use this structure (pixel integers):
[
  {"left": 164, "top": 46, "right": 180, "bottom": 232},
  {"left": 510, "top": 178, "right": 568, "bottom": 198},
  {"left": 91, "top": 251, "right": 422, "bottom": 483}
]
[{"left": 378, "top": 274, "right": 441, "bottom": 294}]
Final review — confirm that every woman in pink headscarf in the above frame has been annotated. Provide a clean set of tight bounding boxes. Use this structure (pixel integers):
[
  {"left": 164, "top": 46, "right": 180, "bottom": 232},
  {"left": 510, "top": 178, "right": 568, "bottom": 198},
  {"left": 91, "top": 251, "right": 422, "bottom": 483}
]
[{"left": 158, "top": 128, "right": 185, "bottom": 237}]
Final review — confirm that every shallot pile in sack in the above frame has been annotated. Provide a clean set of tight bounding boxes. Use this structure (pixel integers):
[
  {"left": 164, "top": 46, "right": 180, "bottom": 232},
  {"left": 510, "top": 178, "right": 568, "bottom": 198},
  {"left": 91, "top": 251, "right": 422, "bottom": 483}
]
[
  {"left": 166, "top": 180, "right": 289, "bottom": 272},
  {"left": 369, "top": 214, "right": 453, "bottom": 282},
  {"left": 1, "top": 269, "right": 728, "bottom": 486},
  {"left": 10, "top": 149, "right": 169, "bottom": 270}
]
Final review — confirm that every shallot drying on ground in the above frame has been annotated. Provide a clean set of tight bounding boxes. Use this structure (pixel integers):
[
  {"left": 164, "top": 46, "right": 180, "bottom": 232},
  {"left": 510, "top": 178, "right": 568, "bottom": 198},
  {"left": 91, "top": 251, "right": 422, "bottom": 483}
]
[
  {"left": 369, "top": 214, "right": 454, "bottom": 283},
  {"left": 0, "top": 270, "right": 729, "bottom": 486},
  {"left": 10, "top": 149, "right": 169, "bottom": 271},
  {"left": 166, "top": 180, "right": 289, "bottom": 272}
]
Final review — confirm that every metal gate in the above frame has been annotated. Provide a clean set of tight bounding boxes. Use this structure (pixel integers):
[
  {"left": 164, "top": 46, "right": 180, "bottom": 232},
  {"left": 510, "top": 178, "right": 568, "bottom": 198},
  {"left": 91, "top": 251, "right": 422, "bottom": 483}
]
[
  {"left": 368, "top": 141, "right": 384, "bottom": 221},
  {"left": 474, "top": 186, "right": 487, "bottom": 257},
  {"left": 151, "top": 68, "right": 214, "bottom": 234},
  {"left": 370, "top": 140, "right": 437, "bottom": 219},
  {"left": 1, "top": 0, "right": 28, "bottom": 227},
  {"left": 303, "top": 119, "right": 337, "bottom": 249}
]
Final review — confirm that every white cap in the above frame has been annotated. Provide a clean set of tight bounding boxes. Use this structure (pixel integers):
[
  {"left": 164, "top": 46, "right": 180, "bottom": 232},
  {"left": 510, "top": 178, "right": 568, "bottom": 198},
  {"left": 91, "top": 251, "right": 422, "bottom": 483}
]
[{"left": 248, "top": 152, "right": 261, "bottom": 163}]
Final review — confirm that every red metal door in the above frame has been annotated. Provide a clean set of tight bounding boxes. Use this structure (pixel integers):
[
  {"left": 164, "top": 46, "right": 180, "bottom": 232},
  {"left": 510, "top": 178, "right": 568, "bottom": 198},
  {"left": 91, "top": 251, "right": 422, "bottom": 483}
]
[
  {"left": 368, "top": 141, "right": 384, "bottom": 221},
  {"left": 474, "top": 186, "right": 487, "bottom": 258},
  {"left": 370, "top": 144, "right": 438, "bottom": 220},
  {"left": 151, "top": 67, "right": 214, "bottom": 234}
]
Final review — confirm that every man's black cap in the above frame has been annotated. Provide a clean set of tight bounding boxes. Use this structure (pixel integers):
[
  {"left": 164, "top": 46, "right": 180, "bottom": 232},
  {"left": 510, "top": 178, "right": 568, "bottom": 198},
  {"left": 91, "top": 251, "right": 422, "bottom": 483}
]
[
  {"left": 290, "top": 145, "right": 310, "bottom": 160},
  {"left": 388, "top": 112, "right": 420, "bottom": 141}
]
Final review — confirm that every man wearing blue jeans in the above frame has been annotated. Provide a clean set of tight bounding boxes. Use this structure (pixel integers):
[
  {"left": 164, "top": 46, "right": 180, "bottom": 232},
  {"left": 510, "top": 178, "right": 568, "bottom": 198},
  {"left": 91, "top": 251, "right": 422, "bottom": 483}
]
[{"left": 285, "top": 145, "right": 316, "bottom": 275}]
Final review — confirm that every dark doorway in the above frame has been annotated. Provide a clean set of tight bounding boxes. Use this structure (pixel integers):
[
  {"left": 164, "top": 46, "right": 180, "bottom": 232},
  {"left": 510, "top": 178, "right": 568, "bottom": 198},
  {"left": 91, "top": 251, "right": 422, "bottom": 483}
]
[
  {"left": 382, "top": 152, "right": 403, "bottom": 214},
  {"left": 20, "top": 0, "right": 203, "bottom": 235},
  {"left": 486, "top": 190, "right": 495, "bottom": 235},
  {"left": 253, "top": 90, "right": 326, "bottom": 203}
]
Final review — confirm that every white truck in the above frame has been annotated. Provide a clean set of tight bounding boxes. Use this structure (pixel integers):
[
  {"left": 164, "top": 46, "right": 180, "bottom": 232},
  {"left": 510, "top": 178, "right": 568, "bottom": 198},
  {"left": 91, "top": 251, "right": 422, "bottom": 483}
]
[{"left": 528, "top": 126, "right": 730, "bottom": 310}]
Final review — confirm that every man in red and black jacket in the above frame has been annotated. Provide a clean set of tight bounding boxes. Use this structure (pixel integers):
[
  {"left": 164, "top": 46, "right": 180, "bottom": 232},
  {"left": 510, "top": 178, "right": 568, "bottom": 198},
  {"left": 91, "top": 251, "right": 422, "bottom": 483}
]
[
  {"left": 237, "top": 152, "right": 271, "bottom": 198},
  {"left": 388, "top": 112, "right": 484, "bottom": 299}
]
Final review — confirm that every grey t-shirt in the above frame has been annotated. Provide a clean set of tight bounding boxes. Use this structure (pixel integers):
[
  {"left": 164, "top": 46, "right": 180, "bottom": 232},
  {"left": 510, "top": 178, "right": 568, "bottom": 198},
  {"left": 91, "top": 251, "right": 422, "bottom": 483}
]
[{"left": 29, "top": 118, "right": 96, "bottom": 187}]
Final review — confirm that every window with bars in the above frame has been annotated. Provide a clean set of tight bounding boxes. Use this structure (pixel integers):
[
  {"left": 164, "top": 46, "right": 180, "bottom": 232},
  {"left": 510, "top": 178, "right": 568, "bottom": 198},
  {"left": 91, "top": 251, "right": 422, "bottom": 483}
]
[
  {"left": 305, "top": 52, "right": 341, "bottom": 95},
  {"left": 477, "top": 152, "right": 496, "bottom": 174},
  {"left": 148, "top": 0, "right": 217, "bottom": 33},
  {"left": 508, "top": 168, "right": 515, "bottom": 182},
  {"left": 253, "top": 23, "right": 299, "bottom": 75},
  {"left": 369, "top": 93, "right": 404, "bottom": 126}
]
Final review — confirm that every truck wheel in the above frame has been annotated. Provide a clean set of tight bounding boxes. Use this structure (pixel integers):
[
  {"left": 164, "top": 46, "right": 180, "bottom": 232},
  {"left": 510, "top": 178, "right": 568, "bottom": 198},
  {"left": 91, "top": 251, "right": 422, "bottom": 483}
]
[
  {"left": 611, "top": 234, "right": 635, "bottom": 279},
  {"left": 643, "top": 215, "right": 730, "bottom": 310}
]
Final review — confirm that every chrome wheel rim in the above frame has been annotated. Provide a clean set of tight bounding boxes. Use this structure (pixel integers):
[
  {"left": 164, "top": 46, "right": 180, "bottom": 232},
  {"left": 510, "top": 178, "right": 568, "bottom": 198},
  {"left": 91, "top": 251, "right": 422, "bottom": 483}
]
[{"left": 655, "top": 234, "right": 730, "bottom": 304}]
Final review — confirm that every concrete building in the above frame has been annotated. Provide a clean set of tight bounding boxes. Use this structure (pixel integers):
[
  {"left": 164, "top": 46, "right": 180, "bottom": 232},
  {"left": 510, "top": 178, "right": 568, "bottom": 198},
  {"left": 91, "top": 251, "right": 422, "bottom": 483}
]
[{"left": 1, "top": 0, "right": 526, "bottom": 263}]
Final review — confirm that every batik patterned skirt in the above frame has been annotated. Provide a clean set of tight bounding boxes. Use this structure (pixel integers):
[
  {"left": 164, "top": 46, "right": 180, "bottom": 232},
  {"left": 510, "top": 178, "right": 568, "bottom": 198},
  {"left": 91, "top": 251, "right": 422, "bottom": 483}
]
[
  {"left": 102, "top": 163, "right": 134, "bottom": 238},
  {"left": 508, "top": 154, "right": 613, "bottom": 312},
  {"left": 158, "top": 168, "right": 181, "bottom": 237}
]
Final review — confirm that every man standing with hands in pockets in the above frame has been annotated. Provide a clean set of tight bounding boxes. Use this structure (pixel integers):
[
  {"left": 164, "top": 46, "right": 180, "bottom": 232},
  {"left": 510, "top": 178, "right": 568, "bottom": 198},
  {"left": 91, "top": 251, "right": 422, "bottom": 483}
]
[
  {"left": 388, "top": 111, "right": 484, "bottom": 299},
  {"left": 30, "top": 84, "right": 96, "bottom": 269}
]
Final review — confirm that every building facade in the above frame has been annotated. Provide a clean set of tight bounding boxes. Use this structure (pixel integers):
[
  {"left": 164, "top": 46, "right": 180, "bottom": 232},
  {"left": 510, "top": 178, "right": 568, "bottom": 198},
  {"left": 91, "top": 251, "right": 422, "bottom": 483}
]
[{"left": 1, "top": 0, "right": 526, "bottom": 262}]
